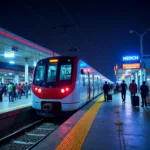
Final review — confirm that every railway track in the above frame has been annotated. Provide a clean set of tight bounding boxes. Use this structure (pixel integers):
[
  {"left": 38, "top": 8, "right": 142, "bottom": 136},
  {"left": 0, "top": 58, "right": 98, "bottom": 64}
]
[{"left": 0, "top": 117, "right": 67, "bottom": 150}]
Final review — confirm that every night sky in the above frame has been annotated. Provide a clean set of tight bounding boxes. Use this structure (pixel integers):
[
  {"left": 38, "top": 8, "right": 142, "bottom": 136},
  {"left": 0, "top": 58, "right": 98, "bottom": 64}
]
[{"left": 1, "top": 0, "right": 150, "bottom": 81}]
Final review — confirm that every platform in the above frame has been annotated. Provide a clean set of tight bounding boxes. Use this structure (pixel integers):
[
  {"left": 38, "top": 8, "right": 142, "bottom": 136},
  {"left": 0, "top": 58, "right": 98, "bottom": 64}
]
[
  {"left": 32, "top": 92, "right": 150, "bottom": 150},
  {"left": 0, "top": 95, "right": 32, "bottom": 114}
]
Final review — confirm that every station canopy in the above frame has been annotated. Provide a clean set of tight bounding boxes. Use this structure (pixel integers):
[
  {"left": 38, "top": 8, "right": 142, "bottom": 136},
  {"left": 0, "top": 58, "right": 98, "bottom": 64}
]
[
  {"left": 0, "top": 27, "right": 59, "bottom": 67},
  {"left": 0, "top": 27, "right": 60, "bottom": 82}
]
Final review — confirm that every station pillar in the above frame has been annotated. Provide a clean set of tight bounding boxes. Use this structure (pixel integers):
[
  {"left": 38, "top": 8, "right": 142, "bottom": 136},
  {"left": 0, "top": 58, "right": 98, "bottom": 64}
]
[
  {"left": 1, "top": 76, "right": 4, "bottom": 83},
  {"left": 135, "top": 72, "right": 138, "bottom": 85},
  {"left": 142, "top": 69, "right": 146, "bottom": 82},
  {"left": 14, "top": 74, "right": 19, "bottom": 84},
  {"left": 25, "top": 58, "right": 29, "bottom": 83}
]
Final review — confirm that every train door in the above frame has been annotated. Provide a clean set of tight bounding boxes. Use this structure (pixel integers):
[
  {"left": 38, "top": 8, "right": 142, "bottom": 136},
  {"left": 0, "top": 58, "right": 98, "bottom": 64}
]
[
  {"left": 87, "top": 72, "right": 91, "bottom": 99},
  {"left": 93, "top": 74, "right": 94, "bottom": 97},
  {"left": 80, "top": 69, "right": 85, "bottom": 101}
]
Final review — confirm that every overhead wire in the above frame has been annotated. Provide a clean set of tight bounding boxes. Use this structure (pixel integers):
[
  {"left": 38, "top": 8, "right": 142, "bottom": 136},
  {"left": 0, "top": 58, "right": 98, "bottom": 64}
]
[
  {"left": 22, "top": 1, "right": 79, "bottom": 53},
  {"left": 24, "top": 4, "right": 51, "bottom": 25},
  {"left": 55, "top": 0, "right": 94, "bottom": 50}
]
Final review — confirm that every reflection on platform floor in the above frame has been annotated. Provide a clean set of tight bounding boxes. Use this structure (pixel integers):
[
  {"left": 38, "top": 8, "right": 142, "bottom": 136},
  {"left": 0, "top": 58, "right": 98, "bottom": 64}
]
[{"left": 0, "top": 95, "right": 32, "bottom": 114}]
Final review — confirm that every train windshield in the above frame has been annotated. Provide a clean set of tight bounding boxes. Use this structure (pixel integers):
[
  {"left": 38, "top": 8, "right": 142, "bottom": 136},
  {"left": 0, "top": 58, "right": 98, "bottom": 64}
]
[
  {"left": 60, "top": 64, "right": 72, "bottom": 80},
  {"left": 34, "top": 65, "right": 45, "bottom": 85},
  {"left": 47, "top": 64, "right": 57, "bottom": 82},
  {"left": 33, "top": 58, "right": 73, "bottom": 86}
]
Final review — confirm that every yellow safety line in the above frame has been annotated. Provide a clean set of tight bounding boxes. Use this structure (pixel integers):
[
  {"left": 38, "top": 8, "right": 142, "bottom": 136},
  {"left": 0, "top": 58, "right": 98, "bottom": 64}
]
[
  {"left": 55, "top": 96, "right": 104, "bottom": 150},
  {"left": 0, "top": 103, "right": 32, "bottom": 113}
]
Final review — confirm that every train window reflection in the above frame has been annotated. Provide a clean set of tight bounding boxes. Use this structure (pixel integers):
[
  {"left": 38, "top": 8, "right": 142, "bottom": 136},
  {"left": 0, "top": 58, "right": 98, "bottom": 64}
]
[
  {"left": 35, "top": 65, "right": 45, "bottom": 82},
  {"left": 60, "top": 65, "right": 72, "bottom": 80},
  {"left": 47, "top": 64, "right": 57, "bottom": 82}
]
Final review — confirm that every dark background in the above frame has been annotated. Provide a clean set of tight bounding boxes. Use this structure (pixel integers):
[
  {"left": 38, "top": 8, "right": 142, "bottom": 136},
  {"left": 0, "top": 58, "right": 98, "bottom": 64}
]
[{"left": 0, "top": 0, "right": 150, "bottom": 81}]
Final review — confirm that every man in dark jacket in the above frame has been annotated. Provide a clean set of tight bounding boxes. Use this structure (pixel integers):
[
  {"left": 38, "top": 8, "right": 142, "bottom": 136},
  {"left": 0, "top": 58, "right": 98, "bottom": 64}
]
[
  {"left": 140, "top": 81, "right": 149, "bottom": 107},
  {"left": 120, "top": 80, "right": 127, "bottom": 103},
  {"left": 103, "top": 81, "right": 109, "bottom": 101}
]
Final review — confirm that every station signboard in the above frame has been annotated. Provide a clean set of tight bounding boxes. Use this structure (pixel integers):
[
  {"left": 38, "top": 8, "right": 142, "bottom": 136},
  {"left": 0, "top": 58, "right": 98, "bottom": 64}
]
[
  {"left": 123, "top": 56, "right": 139, "bottom": 61},
  {"left": 122, "top": 63, "right": 141, "bottom": 69},
  {"left": 122, "top": 55, "right": 140, "bottom": 63}
]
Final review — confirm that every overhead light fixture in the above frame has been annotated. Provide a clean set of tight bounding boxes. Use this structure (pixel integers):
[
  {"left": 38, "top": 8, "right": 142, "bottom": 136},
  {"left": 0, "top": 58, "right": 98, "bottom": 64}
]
[
  {"left": 9, "top": 73, "right": 12, "bottom": 75},
  {"left": 33, "top": 62, "right": 36, "bottom": 67},
  {"left": 9, "top": 61, "right": 15, "bottom": 64},
  {"left": 4, "top": 51, "right": 14, "bottom": 58},
  {"left": 4, "top": 74, "right": 7, "bottom": 76}
]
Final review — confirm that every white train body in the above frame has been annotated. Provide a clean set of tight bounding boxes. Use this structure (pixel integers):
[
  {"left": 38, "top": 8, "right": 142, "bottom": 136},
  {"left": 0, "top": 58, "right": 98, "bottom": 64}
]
[{"left": 32, "top": 57, "right": 113, "bottom": 116}]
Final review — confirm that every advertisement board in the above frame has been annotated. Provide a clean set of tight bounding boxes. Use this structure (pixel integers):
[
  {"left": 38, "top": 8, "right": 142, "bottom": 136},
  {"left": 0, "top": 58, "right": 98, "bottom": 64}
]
[{"left": 122, "top": 63, "right": 141, "bottom": 69}]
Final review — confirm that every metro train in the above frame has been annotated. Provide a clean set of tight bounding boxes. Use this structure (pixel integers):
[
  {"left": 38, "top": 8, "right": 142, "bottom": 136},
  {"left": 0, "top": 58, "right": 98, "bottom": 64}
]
[{"left": 31, "top": 56, "right": 113, "bottom": 116}]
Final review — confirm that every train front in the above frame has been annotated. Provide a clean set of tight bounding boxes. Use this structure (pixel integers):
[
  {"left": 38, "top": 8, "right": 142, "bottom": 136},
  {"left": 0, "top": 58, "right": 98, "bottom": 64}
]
[{"left": 31, "top": 57, "right": 77, "bottom": 117}]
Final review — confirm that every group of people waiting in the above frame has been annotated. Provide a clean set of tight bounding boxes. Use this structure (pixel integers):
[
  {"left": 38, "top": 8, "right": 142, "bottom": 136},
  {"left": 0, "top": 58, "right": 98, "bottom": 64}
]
[
  {"left": 0, "top": 82, "right": 31, "bottom": 102},
  {"left": 102, "top": 80, "right": 149, "bottom": 107},
  {"left": 119, "top": 80, "right": 149, "bottom": 107}
]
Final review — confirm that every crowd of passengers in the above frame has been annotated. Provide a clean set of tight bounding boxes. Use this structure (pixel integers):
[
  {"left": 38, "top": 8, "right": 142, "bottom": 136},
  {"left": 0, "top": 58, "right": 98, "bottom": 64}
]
[
  {"left": 0, "top": 82, "right": 31, "bottom": 102},
  {"left": 103, "top": 80, "right": 149, "bottom": 108}
]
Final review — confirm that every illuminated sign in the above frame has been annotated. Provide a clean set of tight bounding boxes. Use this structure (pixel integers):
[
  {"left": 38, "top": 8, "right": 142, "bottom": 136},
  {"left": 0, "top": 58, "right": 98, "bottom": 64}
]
[
  {"left": 123, "top": 56, "right": 139, "bottom": 61},
  {"left": 122, "top": 63, "right": 140, "bottom": 69},
  {"left": 49, "top": 59, "right": 58, "bottom": 63}
]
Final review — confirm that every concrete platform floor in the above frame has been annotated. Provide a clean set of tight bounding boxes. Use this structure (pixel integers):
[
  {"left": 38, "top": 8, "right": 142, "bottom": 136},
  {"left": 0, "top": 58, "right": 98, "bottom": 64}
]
[
  {"left": 82, "top": 92, "right": 150, "bottom": 150},
  {"left": 0, "top": 95, "right": 32, "bottom": 114},
  {"left": 27, "top": 92, "right": 150, "bottom": 150}
]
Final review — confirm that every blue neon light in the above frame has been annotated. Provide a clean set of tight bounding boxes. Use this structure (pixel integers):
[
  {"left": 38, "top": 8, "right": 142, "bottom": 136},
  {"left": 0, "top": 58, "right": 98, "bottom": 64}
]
[{"left": 122, "top": 56, "right": 139, "bottom": 61}]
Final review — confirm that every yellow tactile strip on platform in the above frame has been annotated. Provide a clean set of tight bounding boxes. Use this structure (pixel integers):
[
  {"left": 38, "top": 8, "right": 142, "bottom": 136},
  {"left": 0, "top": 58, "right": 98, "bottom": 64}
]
[
  {"left": 55, "top": 96, "right": 104, "bottom": 150},
  {"left": 0, "top": 103, "right": 32, "bottom": 114}
]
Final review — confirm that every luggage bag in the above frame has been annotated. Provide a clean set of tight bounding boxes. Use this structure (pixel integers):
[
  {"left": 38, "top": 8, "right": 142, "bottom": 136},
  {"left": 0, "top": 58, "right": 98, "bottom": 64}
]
[
  {"left": 132, "top": 96, "right": 139, "bottom": 106},
  {"left": 146, "top": 95, "right": 150, "bottom": 105}
]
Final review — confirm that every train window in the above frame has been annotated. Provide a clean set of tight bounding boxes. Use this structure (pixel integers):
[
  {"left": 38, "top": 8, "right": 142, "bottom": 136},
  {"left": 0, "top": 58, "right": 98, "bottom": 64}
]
[
  {"left": 35, "top": 65, "right": 45, "bottom": 82},
  {"left": 81, "top": 69, "right": 84, "bottom": 75},
  {"left": 83, "top": 76, "right": 85, "bottom": 86},
  {"left": 60, "top": 65, "right": 72, "bottom": 80},
  {"left": 47, "top": 64, "right": 57, "bottom": 82}
]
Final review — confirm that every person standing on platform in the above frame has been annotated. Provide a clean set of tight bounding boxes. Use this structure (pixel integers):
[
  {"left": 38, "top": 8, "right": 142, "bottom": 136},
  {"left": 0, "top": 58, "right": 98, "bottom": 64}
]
[
  {"left": 103, "top": 81, "right": 109, "bottom": 102},
  {"left": 129, "top": 80, "right": 137, "bottom": 101},
  {"left": 140, "top": 81, "right": 149, "bottom": 107},
  {"left": 0, "top": 83, "right": 4, "bottom": 102},
  {"left": 8, "top": 82, "right": 13, "bottom": 102},
  {"left": 120, "top": 80, "right": 127, "bottom": 103},
  {"left": 17, "top": 83, "right": 22, "bottom": 99},
  {"left": 24, "top": 83, "right": 29, "bottom": 98}
]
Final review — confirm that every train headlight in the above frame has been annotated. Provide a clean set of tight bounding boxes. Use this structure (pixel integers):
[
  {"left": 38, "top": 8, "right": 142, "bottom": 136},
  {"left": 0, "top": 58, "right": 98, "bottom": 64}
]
[
  {"left": 61, "top": 89, "right": 65, "bottom": 93},
  {"left": 66, "top": 88, "right": 69, "bottom": 91},
  {"left": 60, "top": 87, "right": 70, "bottom": 93},
  {"left": 38, "top": 88, "right": 42, "bottom": 93}
]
